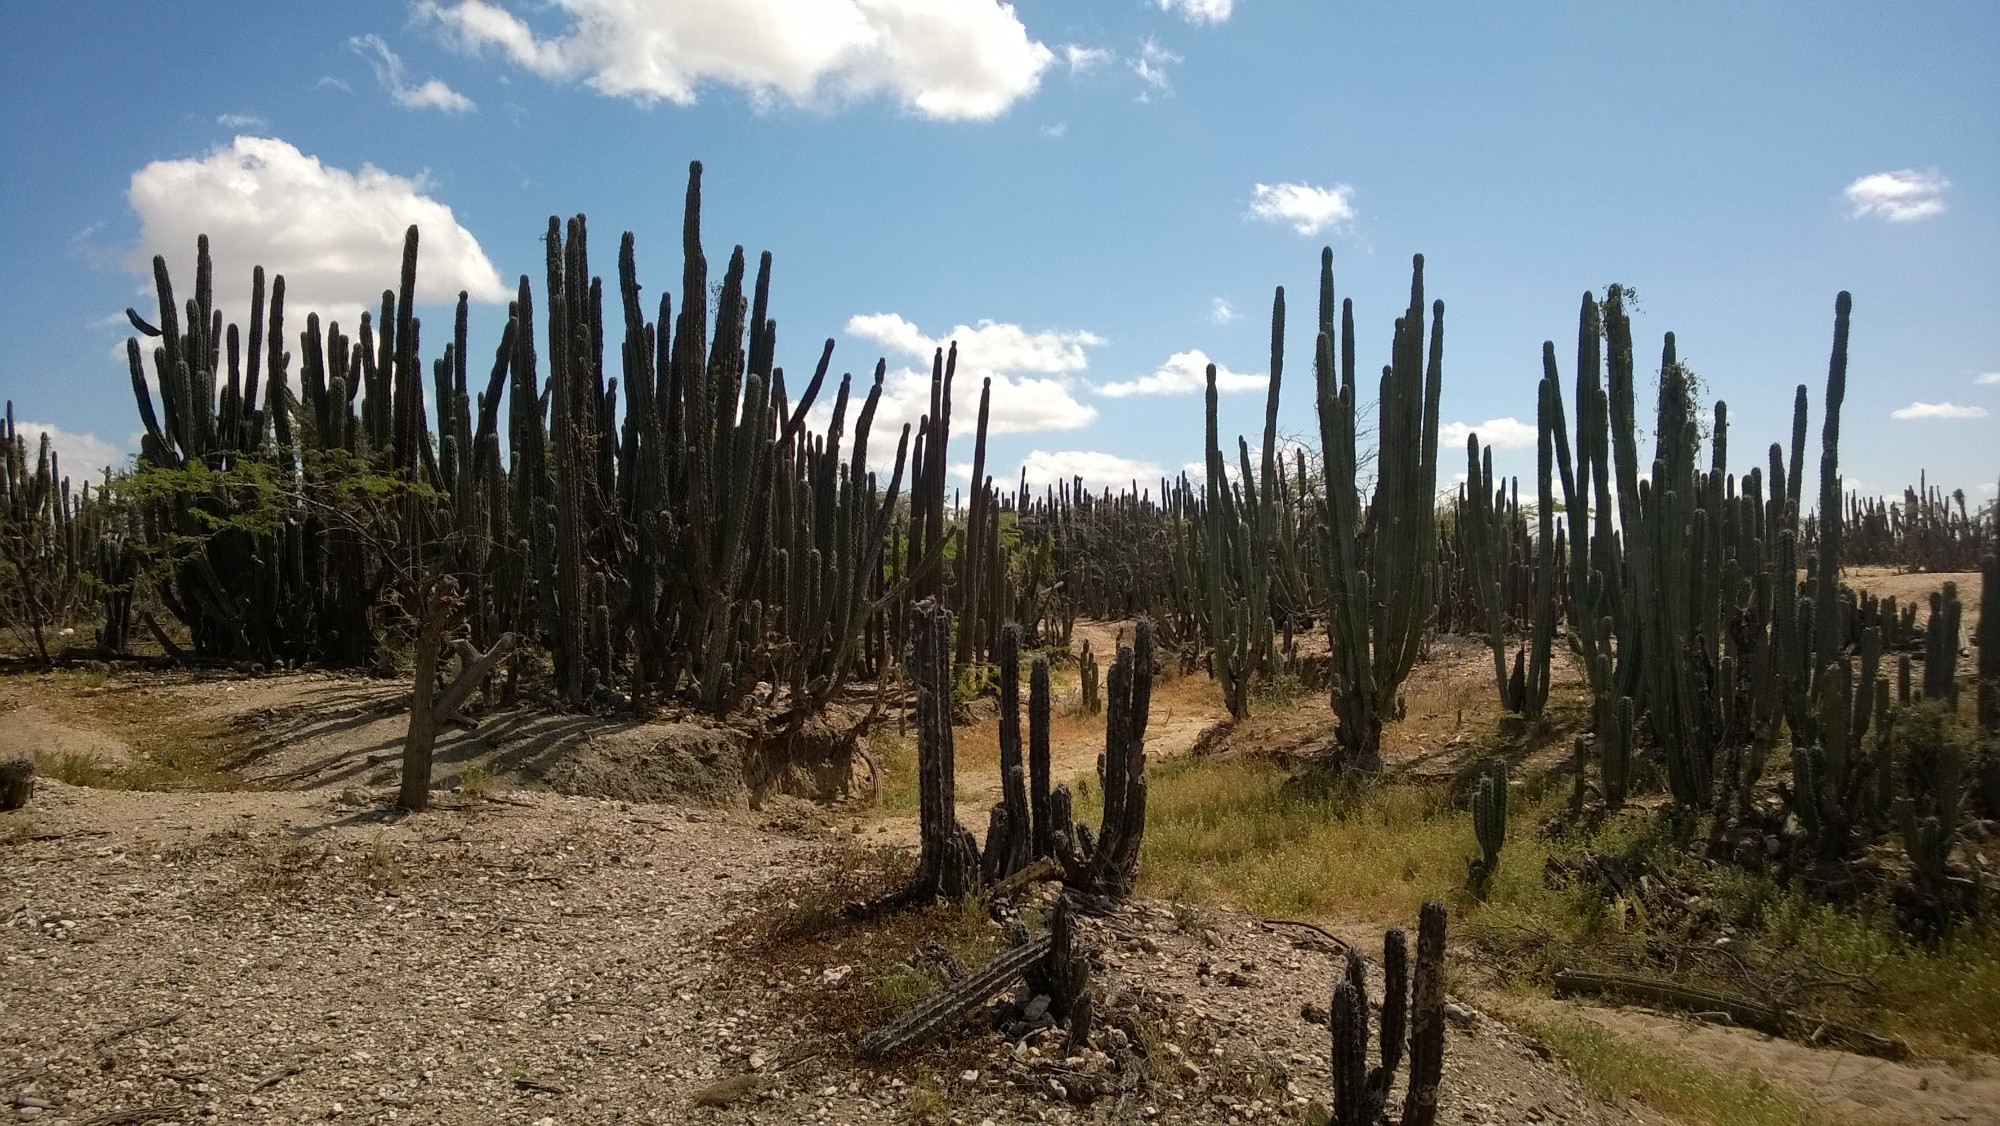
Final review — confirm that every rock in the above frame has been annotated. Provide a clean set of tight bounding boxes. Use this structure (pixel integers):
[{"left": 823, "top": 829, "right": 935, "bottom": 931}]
[
  {"left": 1300, "top": 1002, "right": 1330, "bottom": 1026},
  {"left": 693, "top": 1074, "right": 764, "bottom": 1108},
  {"left": 1443, "top": 1001, "right": 1477, "bottom": 1028}
]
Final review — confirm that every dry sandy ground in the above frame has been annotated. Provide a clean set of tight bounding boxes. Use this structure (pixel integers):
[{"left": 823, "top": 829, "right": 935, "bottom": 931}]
[{"left": 4, "top": 591, "right": 1997, "bottom": 1125}]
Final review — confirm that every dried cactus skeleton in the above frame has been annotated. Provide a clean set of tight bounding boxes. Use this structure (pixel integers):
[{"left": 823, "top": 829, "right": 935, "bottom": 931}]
[{"left": 1328, "top": 901, "right": 1448, "bottom": 1126}]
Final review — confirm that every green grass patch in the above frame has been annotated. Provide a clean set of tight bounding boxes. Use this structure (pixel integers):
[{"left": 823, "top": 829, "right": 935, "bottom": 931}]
[
  {"left": 1108, "top": 753, "right": 1569, "bottom": 923},
  {"left": 1121, "top": 748, "right": 2000, "bottom": 1061},
  {"left": 1521, "top": 1016, "right": 1811, "bottom": 1126}
]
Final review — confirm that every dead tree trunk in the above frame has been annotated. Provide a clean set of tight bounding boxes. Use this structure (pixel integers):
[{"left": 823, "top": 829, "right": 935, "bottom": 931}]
[{"left": 398, "top": 622, "right": 516, "bottom": 812}]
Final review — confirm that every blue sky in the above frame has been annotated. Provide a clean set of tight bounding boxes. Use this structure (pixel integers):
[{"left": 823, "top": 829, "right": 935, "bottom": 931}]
[{"left": 2, "top": 0, "right": 1995, "bottom": 507}]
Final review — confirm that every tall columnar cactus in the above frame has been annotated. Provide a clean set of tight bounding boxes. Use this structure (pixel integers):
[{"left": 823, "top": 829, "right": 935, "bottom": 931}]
[
  {"left": 1599, "top": 694, "right": 1636, "bottom": 810},
  {"left": 1923, "top": 583, "right": 1963, "bottom": 709},
  {"left": 908, "top": 599, "right": 980, "bottom": 900},
  {"left": 1315, "top": 251, "right": 1444, "bottom": 771},
  {"left": 981, "top": 622, "right": 1033, "bottom": 881},
  {"left": 1028, "top": 652, "right": 1055, "bottom": 859},
  {"left": 1054, "top": 618, "right": 1154, "bottom": 899},
  {"left": 1198, "top": 285, "right": 1315, "bottom": 720},
  {"left": 1079, "top": 638, "right": 1102, "bottom": 715}
]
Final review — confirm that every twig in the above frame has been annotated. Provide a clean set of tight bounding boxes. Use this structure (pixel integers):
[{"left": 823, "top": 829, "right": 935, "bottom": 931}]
[
  {"left": 1259, "top": 918, "right": 1357, "bottom": 955},
  {"left": 94, "top": 1011, "right": 183, "bottom": 1046},
  {"left": 249, "top": 1064, "right": 302, "bottom": 1092},
  {"left": 512, "top": 1077, "right": 567, "bottom": 1094},
  {"left": 78, "top": 1106, "right": 192, "bottom": 1126}
]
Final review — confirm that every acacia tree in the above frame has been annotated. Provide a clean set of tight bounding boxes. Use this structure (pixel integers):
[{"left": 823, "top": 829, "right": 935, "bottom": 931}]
[{"left": 282, "top": 458, "right": 512, "bottom": 810}]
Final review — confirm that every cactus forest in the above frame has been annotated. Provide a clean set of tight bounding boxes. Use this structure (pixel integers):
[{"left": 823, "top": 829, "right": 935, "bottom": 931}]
[
  {"left": 3, "top": 3, "right": 1999, "bottom": 1115},
  {"left": 5, "top": 154, "right": 1997, "bottom": 1121}
]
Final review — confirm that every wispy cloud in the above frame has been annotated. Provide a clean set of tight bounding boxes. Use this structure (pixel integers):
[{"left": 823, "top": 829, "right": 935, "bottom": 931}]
[
  {"left": 1247, "top": 181, "right": 1356, "bottom": 235},
  {"left": 1844, "top": 169, "right": 1948, "bottom": 222},
  {"left": 317, "top": 76, "right": 354, "bottom": 93},
  {"left": 1099, "top": 349, "right": 1262, "bottom": 397},
  {"left": 215, "top": 112, "right": 266, "bottom": 129},
  {"left": 1890, "top": 401, "right": 1988, "bottom": 421},
  {"left": 1158, "top": 0, "right": 1234, "bottom": 25},
  {"left": 1040, "top": 122, "right": 1067, "bottom": 139},
  {"left": 1131, "top": 39, "right": 1181, "bottom": 99},
  {"left": 1441, "top": 417, "right": 1538, "bottom": 451},
  {"left": 351, "top": 33, "right": 476, "bottom": 112},
  {"left": 1975, "top": 371, "right": 2000, "bottom": 386},
  {"left": 1062, "top": 45, "right": 1112, "bottom": 74},
  {"left": 1208, "top": 297, "right": 1239, "bottom": 324},
  {"left": 422, "top": 0, "right": 1052, "bottom": 121}
]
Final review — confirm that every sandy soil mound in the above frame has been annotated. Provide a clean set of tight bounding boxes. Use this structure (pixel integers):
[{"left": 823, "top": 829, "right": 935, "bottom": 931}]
[{"left": 541, "top": 722, "right": 747, "bottom": 807}]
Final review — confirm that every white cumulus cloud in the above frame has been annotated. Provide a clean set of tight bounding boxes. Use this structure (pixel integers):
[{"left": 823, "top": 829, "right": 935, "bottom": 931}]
[
  {"left": 422, "top": 0, "right": 1053, "bottom": 120},
  {"left": 843, "top": 313, "right": 1101, "bottom": 434},
  {"left": 1440, "top": 417, "right": 1537, "bottom": 451},
  {"left": 1098, "top": 349, "right": 1263, "bottom": 397},
  {"left": 9, "top": 422, "right": 128, "bottom": 480},
  {"left": 351, "top": 34, "right": 476, "bottom": 111},
  {"left": 1208, "top": 297, "right": 1239, "bottom": 324},
  {"left": 1017, "top": 450, "right": 1164, "bottom": 492},
  {"left": 126, "top": 136, "right": 509, "bottom": 329},
  {"left": 1248, "top": 181, "right": 1355, "bottom": 235},
  {"left": 1844, "top": 169, "right": 1949, "bottom": 222},
  {"left": 1890, "top": 401, "right": 1988, "bottom": 421},
  {"left": 1158, "top": 0, "right": 1233, "bottom": 24}
]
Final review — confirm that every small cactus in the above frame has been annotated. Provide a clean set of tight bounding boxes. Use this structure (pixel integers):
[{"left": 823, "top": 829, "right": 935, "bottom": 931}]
[
  {"left": 1468, "top": 760, "right": 1507, "bottom": 895},
  {"left": 0, "top": 756, "right": 34, "bottom": 811},
  {"left": 1325, "top": 901, "right": 1447, "bottom": 1126}
]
